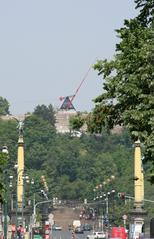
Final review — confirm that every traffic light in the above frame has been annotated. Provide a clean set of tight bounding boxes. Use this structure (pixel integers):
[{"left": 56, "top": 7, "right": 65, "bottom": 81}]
[{"left": 118, "top": 192, "right": 125, "bottom": 199}]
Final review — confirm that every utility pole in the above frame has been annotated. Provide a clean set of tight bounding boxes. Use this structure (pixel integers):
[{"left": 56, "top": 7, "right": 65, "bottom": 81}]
[
  {"left": 1, "top": 146, "right": 9, "bottom": 239},
  {"left": 3, "top": 175, "right": 8, "bottom": 239},
  {"left": 40, "top": 176, "right": 50, "bottom": 230}
]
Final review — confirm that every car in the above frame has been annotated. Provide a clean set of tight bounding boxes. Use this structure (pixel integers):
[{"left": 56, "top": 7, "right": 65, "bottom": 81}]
[
  {"left": 52, "top": 224, "right": 62, "bottom": 231},
  {"left": 74, "top": 226, "right": 84, "bottom": 234},
  {"left": 83, "top": 223, "right": 93, "bottom": 231},
  {"left": 87, "top": 231, "right": 106, "bottom": 239}
]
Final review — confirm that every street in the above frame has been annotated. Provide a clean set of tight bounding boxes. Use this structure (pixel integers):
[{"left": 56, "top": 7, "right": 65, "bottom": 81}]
[{"left": 52, "top": 230, "right": 90, "bottom": 239}]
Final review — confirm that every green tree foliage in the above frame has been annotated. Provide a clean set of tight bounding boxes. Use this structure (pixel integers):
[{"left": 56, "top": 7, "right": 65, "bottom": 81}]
[
  {"left": 24, "top": 115, "right": 56, "bottom": 169},
  {"left": 19, "top": 112, "right": 134, "bottom": 201},
  {"left": 0, "top": 119, "right": 17, "bottom": 168},
  {"left": 0, "top": 152, "right": 8, "bottom": 202},
  {"left": 33, "top": 104, "right": 56, "bottom": 126},
  {"left": 43, "top": 130, "right": 134, "bottom": 200},
  {"left": 0, "top": 119, "right": 17, "bottom": 202},
  {"left": 135, "top": 0, "right": 154, "bottom": 25},
  {"left": 69, "top": 113, "right": 85, "bottom": 131},
  {"left": 0, "top": 96, "right": 10, "bottom": 115},
  {"left": 70, "top": 1, "right": 154, "bottom": 168},
  {"left": 91, "top": 2, "right": 154, "bottom": 173}
]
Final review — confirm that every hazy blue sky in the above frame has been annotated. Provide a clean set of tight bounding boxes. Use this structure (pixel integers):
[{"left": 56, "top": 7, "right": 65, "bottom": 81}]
[{"left": 0, "top": 0, "right": 138, "bottom": 115}]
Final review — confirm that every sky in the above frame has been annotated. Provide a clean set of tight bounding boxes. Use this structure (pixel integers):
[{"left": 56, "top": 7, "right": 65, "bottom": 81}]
[{"left": 0, "top": 0, "right": 138, "bottom": 115}]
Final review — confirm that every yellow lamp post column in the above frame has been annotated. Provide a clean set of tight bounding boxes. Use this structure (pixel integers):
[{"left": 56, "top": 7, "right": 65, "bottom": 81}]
[
  {"left": 14, "top": 119, "right": 25, "bottom": 210},
  {"left": 129, "top": 139, "right": 147, "bottom": 239},
  {"left": 134, "top": 139, "right": 144, "bottom": 207},
  {"left": 17, "top": 135, "right": 24, "bottom": 209}
]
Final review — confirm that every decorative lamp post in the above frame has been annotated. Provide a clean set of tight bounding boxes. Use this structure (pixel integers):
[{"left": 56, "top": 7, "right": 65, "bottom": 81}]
[
  {"left": 129, "top": 140, "right": 147, "bottom": 238},
  {"left": 93, "top": 188, "right": 96, "bottom": 201},
  {"left": 9, "top": 175, "right": 14, "bottom": 211},
  {"left": 15, "top": 119, "right": 25, "bottom": 228}
]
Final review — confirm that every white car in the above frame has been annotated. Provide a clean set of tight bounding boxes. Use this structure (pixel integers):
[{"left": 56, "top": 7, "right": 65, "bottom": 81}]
[{"left": 87, "top": 231, "right": 106, "bottom": 239}]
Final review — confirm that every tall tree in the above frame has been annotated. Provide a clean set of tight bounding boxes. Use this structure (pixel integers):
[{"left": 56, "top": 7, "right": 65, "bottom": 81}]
[
  {"left": 0, "top": 150, "right": 8, "bottom": 202},
  {"left": 0, "top": 96, "right": 10, "bottom": 115},
  {"left": 33, "top": 104, "right": 55, "bottom": 126},
  {"left": 24, "top": 115, "right": 56, "bottom": 169},
  {"left": 135, "top": 0, "right": 154, "bottom": 25},
  {"left": 91, "top": 2, "right": 154, "bottom": 171}
]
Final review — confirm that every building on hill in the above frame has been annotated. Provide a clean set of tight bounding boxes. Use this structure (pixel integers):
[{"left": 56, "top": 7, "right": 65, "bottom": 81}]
[
  {"left": 55, "top": 110, "right": 87, "bottom": 136},
  {"left": 55, "top": 109, "right": 77, "bottom": 134},
  {"left": 55, "top": 95, "right": 87, "bottom": 135},
  {"left": 55, "top": 96, "right": 76, "bottom": 134}
]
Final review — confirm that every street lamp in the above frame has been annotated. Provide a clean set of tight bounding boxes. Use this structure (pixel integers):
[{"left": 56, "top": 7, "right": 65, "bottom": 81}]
[
  {"left": 33, "top": 200, "right": 53, "bottom": 227},
  {"left": 1, "top": 146, "right": 8, "bottom": 155},
  {"left": 104, "top": 192, "right": 110, "bottom": 216},
  {"left": 8, "top": 175, "right": 15, "bottom": 212},
  {"left": 93, "top": 188, "right": 96, "bottom": 201},
  {"left": 21, "top": 174, "right": 30, "bottom": 225}
]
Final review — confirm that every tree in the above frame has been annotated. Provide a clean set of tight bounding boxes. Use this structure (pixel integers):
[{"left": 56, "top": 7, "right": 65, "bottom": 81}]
[
  {"left": 90, "top": 2, "right": 154, "bottom": 175},
  {"left": 135, "top": 0, "right": 154, "bottom": 25},
  {"left": 0, "top": 96, "right": 10, "bottom": 115},
  {"left": 69, "top": 113, "right": 85, "bottom": 131},
  {"left": 0, "top": 151, "right": 8, "bottom": 202},
  {"left": 24, "top": 115, "right": 56, "bottom": 169},
  {"left": 33, "top": 104, "right": 55, "bottom": 126}
]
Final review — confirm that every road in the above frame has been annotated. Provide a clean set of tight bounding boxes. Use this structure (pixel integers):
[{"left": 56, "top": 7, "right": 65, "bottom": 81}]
[{"left": 52, "top": 230, "right": 90, "bottom": 239}]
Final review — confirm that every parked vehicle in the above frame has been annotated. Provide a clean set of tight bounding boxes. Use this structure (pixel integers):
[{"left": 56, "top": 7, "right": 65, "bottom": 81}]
[
  {"left": 87, "top": 231, "right": 106, "bottom": 239},
  {"left": 74, "top": 226, "right": 84, "bottom": 234},
  {"left": 52, "top": 224, "right": 62, "bottom": 231},
  {"left": 73, "top": 220, "right": 81, "bottom": 229},
  {"left": 110, "top": 227, "right": 128, "bottom": 239},
  {"left": 83, "top": 223, "right": 93, "bottom": 231}
]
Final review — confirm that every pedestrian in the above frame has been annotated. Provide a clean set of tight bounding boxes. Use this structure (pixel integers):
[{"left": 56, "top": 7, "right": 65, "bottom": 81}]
[
  {"left": 72, "top": 231, "right": 76, "bottom": 239},
  {"left": 17, "top": 225, "right": 25, "bottom": 239}
]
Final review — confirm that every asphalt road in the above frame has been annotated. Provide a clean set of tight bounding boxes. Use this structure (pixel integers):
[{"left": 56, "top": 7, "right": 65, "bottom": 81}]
[{"left": 52, "top": 230, "right": 90, "bottom": 239}]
